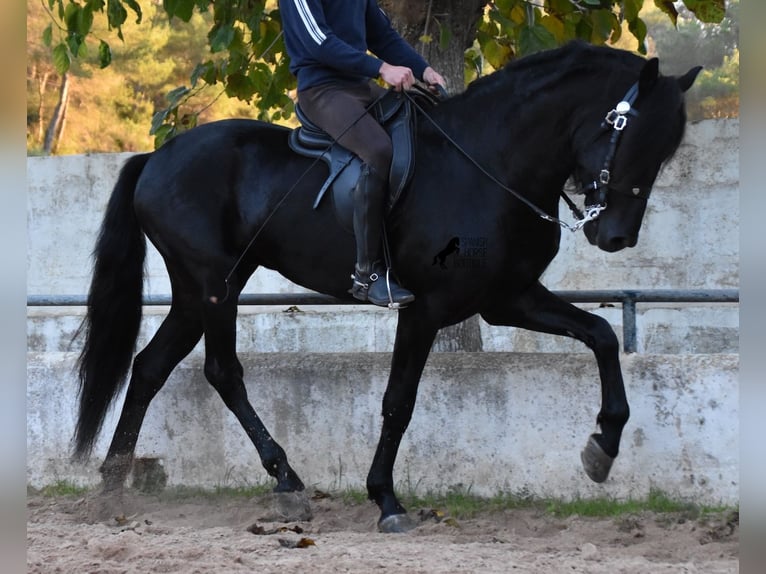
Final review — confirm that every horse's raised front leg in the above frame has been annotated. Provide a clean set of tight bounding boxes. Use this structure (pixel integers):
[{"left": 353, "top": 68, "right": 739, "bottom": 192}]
[
  {"left": 367, "top": 307, "right": 439, "bottom": 532},
  {"left": 201, "top": 296, "right": 305, "bottom": 495},
  {"left": 481, "top": 281, "right": 630, "bottom": 483}
]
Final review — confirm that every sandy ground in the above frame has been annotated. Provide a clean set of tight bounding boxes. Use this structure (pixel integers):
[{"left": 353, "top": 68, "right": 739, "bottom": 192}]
[{"left": 27, "top": 489, "right": 738, "bottom": 573}]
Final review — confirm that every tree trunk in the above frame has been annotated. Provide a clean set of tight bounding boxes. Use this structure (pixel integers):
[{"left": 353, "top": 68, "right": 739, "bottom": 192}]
[
  {"left": 43, "top": 72, "right": 70, "bottom": 154},
  {"left": 37, "top": 70, "right": 50, "bottom": 145},
  {"left": 380, "top": 0, "right": 486, "bottom": 92},
  {"left": 431, "top": 317, "right": 484, "bottom": 353}
]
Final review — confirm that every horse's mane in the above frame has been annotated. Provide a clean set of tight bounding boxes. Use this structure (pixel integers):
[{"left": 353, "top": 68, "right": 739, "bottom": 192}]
[{"left": 445, "top": 41, "right": 644, "bottom": 108}]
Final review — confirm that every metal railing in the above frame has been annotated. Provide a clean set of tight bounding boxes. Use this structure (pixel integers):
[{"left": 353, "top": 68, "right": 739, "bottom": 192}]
[{"left": 27, "top": 289, "right": 739, "bottom": 353}]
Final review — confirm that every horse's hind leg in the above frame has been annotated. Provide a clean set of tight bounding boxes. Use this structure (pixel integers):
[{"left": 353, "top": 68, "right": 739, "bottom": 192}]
[
  {"left": 84, "top": 290, "right": 204, "bottom": 523},
  {"left": 481, "top": 281, "right": 629, "bottom": 482},
  {"left": 200, "top": 294, "right": 304, "bottom": 494},
  {"left": 98, "top": 293, "right": 204, "bottom": 495}
]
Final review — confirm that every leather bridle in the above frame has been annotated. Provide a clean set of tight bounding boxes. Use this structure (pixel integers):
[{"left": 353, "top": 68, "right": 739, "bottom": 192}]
[{"left": 559, "top": 81, "right": 642, "bottom": 229}]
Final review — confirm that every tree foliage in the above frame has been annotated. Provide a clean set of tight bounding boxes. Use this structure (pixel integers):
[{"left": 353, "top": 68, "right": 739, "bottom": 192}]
[
  {"left": 28, "top": 0, "right": 262, "bottom": 153},
  {"left": 38, "top": 0, "right": 727, "bottom": 148}
]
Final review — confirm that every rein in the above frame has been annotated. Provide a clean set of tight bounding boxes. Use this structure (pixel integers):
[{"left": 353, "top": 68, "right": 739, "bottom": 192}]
[{"left": 405, "top": 82, "right": 641, "bottom": 232}]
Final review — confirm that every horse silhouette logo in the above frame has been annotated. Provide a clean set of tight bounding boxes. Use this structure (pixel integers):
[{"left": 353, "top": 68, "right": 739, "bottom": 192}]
[{"left": 432, "top": 237, "right": 460, "bottom": 269}]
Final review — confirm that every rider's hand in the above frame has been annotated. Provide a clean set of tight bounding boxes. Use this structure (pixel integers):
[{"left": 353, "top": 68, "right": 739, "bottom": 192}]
[
  {"left": 379, "top": 62, "right": 415, "bottom": 91},
  {"left": 422, "top": 66, "right": 447, "bottom": 94}
]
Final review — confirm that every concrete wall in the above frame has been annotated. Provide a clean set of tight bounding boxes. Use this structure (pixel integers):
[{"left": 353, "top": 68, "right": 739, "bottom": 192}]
[
  {"left": 28, "top": 352, "right": 739, "bottom": 505},
  {"left": 26, "top": 120, "right": 739, "bottom": 503}
]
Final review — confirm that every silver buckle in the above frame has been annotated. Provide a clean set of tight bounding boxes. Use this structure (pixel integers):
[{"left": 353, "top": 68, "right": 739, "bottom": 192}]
[{"left": 605, "top": 101, "right": 630, "bottom": 131}]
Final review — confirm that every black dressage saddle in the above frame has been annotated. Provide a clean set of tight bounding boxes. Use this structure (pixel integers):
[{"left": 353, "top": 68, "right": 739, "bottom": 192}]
[{"left": 288, "top": 90, "right": 418, "bottom": 232}]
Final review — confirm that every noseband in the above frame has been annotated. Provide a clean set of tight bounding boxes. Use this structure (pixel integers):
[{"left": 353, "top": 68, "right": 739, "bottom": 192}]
[{"left": 560, "top": 82, "right": 641, "bottom": 230}]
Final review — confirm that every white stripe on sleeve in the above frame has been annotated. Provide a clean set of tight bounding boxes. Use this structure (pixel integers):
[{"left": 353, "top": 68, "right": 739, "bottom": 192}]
[{"left": 293, "top": 0, "right": 327, "bottom": 45}]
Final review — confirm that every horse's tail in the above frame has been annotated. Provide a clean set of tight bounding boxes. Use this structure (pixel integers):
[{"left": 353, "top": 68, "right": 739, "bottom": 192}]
[{"left": 72, "top": 153, "right": 151, "bottom": 461}]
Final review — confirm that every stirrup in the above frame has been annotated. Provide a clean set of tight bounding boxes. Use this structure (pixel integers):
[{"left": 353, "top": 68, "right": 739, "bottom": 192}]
[
  {"left": 349, "top": 267, "right": 413, "bottom": 309},
  {"left": 378, "top": 267, "right": 410, "bottom": 310}
]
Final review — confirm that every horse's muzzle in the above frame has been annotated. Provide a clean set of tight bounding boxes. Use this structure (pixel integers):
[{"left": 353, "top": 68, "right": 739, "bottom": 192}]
[{"left": 584, "top": 220, "right": 637, "bottom": 252}]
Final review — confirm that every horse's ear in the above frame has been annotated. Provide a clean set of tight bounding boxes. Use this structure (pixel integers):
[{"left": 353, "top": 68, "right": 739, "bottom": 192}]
[
  {"left": 677, "top": 66, "right": 703, "bottom": 92},
  {"left": 638, "top": 57, "right": 659, "bottom": 94}
]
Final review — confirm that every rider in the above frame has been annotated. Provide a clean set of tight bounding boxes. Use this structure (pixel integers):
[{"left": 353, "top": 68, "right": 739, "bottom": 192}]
[{"left": 280, "top": 0, "right": 446, "bottom": 307}]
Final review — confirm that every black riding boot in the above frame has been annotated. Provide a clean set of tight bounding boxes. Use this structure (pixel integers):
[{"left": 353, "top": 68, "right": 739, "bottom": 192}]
[{"left": 349, "top": 164, "right": 415, "bottom": 308}]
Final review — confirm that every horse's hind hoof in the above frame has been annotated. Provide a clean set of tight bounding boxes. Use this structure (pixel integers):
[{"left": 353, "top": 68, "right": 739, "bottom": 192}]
[
  {"left": 378, "top": 513, "right": 417, "bottom": 533},
  {"left": 262, "top": 491, "right": 313, "bottom": 522},
  {"left": 84, "top": 489, "right": 127, "bottom": 524},
  {"left": 581, "top": 434, "right": 615, "bottom": 483}
]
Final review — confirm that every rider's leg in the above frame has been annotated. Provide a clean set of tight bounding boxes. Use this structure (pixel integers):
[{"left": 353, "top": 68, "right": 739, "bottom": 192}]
[
  {"left": 297, "top": 82, "right": 415, "bottom": 307},
  {"left": 348, "top": 163, "right": 414, "bottom": 307}
]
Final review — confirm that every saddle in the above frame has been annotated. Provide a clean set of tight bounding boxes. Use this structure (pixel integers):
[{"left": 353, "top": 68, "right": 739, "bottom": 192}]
[{"left": 288, "top": 90, "right": 418, "bottom": 233}]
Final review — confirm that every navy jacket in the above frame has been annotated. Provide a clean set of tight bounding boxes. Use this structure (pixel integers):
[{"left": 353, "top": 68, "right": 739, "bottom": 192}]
[{"left": 280, "top": 0, "right": 430, "bottom": 91}]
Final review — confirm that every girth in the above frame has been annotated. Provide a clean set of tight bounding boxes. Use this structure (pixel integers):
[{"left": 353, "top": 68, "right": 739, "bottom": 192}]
[{"left": 288, "top": 90, "right": 417, "bottom": 231}]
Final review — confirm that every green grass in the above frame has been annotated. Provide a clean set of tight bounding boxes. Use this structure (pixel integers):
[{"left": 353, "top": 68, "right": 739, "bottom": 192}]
[
  {"left": 543, "top": 488, "right": 722, "bottom": 518},
  {"left": 390, "top": 486, "right": 733, "bottom": 521},
  {"left": 30, "top": 481, "right": 734, "bottom": 521},
  {"left": 29, "top": 480, "right": 90, "bottom": 498}
]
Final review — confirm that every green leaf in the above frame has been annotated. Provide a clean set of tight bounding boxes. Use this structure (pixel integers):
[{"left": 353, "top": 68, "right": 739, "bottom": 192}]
[
  {"left": 493, "top": 0, "right": 515, "bottom": 12},
  {"left": 52, "top": 42, "right": 70, "bottom": 74},
  {"left": 78, "top": 5, "right": 95, "bottom": 35},
  {"left": 85, "top": 0, "right": 106, "bottom": 11},
  {"left": 192, "top": 61, "right": 219, "bottom": 86},
  {"left": 63, "top": 2, "right": 80, "bottom": 32},
  {"left": 166, "top": 85, "right": 190, "bottom": 107},
  {"left": 42, "top": 24, "right": 52, "bottom": 47},
  {"left": 153, "top": 124, "right": 176, "bottom": 149},
  {"left": 622, "top": 0, "right": 643, "bottom": 22},
  {"left": 209, "top": 23, "right": 235, "bottom": 53},
  {"left": 540, "top": 14, "right": 566, "bottom": 43},
  {"left": 654, "top": 0, "right": 679, "bottom": 27},
  {"left": 107, "top": 0, "right": 128, "bottom": 29},
  {"left": 480, "top": 38, "right": 511, "bottom": 70},
  {"left": 547, "top": 0, "right": 576, "bottom": 16},
  {"left": 98, "top": 40, "right": 112, "bottom": 68},
  {"left": 519, "top": 23, "right": 557, "bottom": 56},
  {"left": 588, "top": 9, "right": 619, "bottom": 44},
  {"left": 628, "top": 17, "right": 648, "bottom": 54},
  {"left": 172, "top": 0, "right": 196, "bottom": 22},
  {"left": 225, "top": 72, "right": 256, "bottom": 101},
  {"left": 681, "top": 0, "right": 725, "bottom": 23},
  {"left": 150, "top": 109, "right": 171, "bottom": 135},
  {"left": 123, "top": 0, "right": 143, "bottom": 23},
  {"left": 66, "top": 33, "right": 87, "bottom": 58}
]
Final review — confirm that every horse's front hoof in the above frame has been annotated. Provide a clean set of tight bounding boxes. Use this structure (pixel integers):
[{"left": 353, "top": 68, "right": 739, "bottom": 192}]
[
  {"left": 262, "top": 491, "right": 313, "bottom": 522},
  {"left": 581, "top": 434, "right": 615, "bottom": 483},
  {"left": 378, "top": 513, "right": 417, "bottom": 533}
]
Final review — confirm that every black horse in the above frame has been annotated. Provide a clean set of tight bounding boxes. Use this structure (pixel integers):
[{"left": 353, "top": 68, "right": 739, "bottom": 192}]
[{"left": 74, "top": 42, "right": 700, "bottom": 531}]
